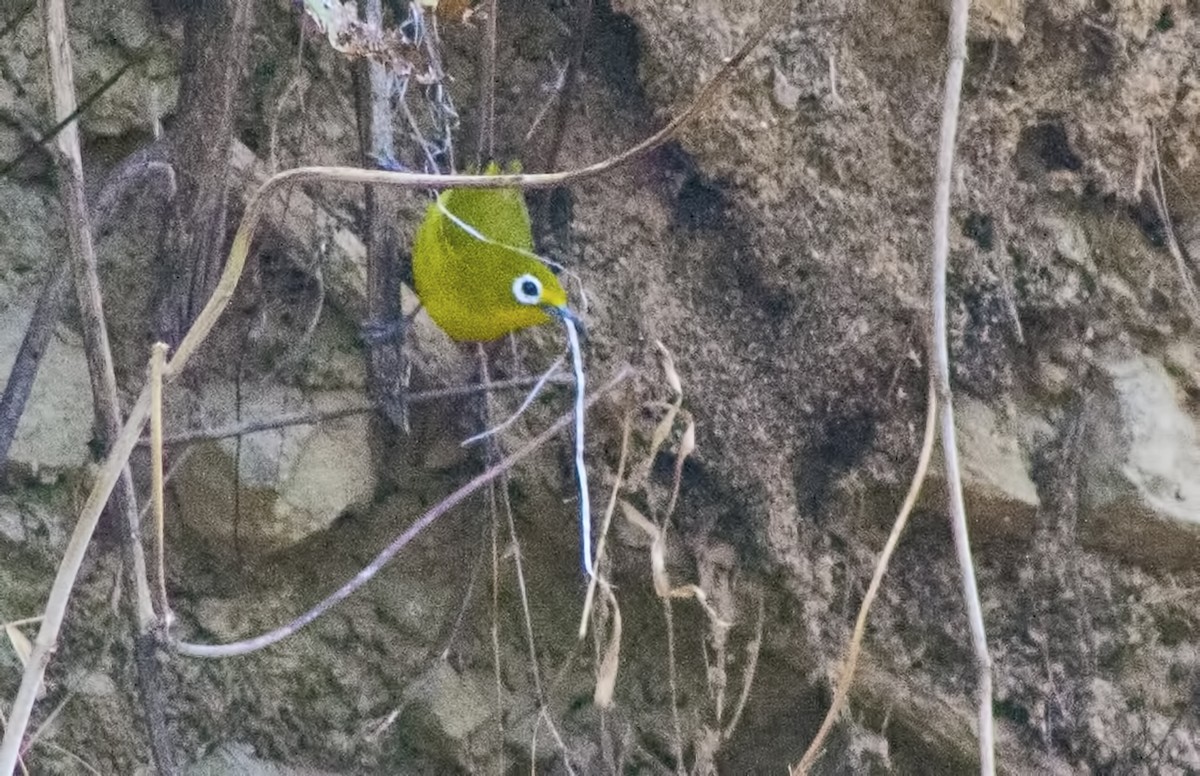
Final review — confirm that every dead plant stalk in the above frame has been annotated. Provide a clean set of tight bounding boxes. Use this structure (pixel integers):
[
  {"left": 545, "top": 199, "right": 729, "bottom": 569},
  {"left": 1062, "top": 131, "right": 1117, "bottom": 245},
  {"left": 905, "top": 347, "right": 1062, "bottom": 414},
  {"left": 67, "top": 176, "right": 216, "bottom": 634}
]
[
  {"left": 792, "top": 380, "right": 937, "bottom": 773},
  {"left": 0, "top": 6, "right": 789, "bottom": 769},
  {"left": 930, "top": 1, "right": 996, "bottom": 772},
  {"left": 0, "top": 1, "right": 166, "bottom": 773}
]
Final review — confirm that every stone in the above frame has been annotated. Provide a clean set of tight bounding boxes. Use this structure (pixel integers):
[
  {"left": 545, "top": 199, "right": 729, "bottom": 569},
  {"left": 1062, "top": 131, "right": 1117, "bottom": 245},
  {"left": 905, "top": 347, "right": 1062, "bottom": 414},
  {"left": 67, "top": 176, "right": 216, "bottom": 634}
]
[
  {"left": 398, "top": 662, "right": 496, "bottom": 763},
  {"left": 170, "top": 381, "right": 377, "bottom": 557},
  {"left": 922, "top": 396, "right": 1041, "bottom": 541},
  {"left": 1078, "top": 350, "right": 1200, "bottom": 568},
  {"left": 0, "top": 307, "right": 94, "bottom": 477},
  {"left": 160, "top": 742, "right": 341, "bottom": 776}
]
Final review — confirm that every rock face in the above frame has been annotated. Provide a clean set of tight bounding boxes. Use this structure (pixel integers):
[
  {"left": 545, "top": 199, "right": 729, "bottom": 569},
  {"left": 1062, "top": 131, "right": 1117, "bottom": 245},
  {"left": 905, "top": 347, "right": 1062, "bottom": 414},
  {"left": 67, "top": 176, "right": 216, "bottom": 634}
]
[
  {"left": 6, "top": 0, "right": 1200, "bottom": 773},
  {"left": 0, "top": 306, "right": 93, "bottom": 476},
  {"left": 1079, "top": 349, "right": 1200, "bottom": 567},
  {"left": 168, "top": 381, "right": 378, "bottom": 558},
  {"left": 932, "top": 395, "right": 1042, "bottom": 542}
]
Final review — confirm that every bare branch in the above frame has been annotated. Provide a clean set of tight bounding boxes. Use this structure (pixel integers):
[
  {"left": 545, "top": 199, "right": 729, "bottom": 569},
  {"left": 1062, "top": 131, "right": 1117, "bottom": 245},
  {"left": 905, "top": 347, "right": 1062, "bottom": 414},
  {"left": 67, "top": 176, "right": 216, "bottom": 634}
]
[
  {"left": 167, "top": 365, "right": 634, "bottom": 658},
  {"left": 355, "top": 0, "right": 408, "bottom": 429},
  {"left": 0, "top": 3, "right": 165, "bottom": 772},
  {"left": 929, "top": 1, "right": 995, "bottom": 772}
]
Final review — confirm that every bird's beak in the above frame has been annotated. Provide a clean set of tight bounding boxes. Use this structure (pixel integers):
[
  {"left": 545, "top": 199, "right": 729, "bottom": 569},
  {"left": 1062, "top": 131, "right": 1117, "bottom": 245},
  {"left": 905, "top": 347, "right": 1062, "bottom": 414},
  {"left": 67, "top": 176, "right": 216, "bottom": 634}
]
[{"left": 546, "top": 305, "right": 587, "bottom": 342}]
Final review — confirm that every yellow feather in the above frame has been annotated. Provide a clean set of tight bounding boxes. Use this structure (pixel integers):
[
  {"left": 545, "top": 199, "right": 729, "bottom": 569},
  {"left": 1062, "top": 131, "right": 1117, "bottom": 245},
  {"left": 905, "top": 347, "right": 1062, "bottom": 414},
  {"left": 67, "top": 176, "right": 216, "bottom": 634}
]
[{"left": 412, "top": 170, "right": 568, "bottom": 342}]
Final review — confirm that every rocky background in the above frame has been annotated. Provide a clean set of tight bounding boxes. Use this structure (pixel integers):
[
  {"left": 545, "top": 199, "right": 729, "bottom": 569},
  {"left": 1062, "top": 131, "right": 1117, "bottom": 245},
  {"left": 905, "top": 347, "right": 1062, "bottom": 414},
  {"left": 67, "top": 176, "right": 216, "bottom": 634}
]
[{"left": 4, "top": 0, "right": 1200, "bottom": 773}]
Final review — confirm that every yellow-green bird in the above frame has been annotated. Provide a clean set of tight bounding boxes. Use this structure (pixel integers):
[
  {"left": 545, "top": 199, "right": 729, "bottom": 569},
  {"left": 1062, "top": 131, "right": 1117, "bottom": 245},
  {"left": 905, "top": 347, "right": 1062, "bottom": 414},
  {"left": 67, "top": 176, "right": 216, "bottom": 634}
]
[
  {"left": 412, "top": 171, "right": 594, "bottom": 577},
  {"left": 412, "top": 177, "right": 576, "bottom": 342}
]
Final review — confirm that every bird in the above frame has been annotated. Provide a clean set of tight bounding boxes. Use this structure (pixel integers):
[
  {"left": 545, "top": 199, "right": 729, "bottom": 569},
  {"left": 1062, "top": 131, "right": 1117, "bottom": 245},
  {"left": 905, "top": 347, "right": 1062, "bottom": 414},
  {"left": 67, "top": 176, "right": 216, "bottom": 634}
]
[
  {"left": 412, "top": 170, "right": 594, "bottom": 577},
  {"left": 412, "top": 173, "right": 576, "bottom": 342}
]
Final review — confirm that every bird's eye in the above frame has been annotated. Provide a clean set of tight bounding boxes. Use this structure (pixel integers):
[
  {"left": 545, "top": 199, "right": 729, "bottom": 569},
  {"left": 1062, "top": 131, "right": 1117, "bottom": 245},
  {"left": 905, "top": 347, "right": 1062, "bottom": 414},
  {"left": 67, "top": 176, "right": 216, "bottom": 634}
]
[{"left": 512, "top": 273, "right": 543, "bottom": 305}]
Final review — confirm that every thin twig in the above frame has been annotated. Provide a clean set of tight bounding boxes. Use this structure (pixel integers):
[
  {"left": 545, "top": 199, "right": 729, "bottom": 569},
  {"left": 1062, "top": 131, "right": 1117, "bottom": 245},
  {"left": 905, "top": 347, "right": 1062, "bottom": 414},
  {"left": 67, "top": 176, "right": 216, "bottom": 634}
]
[
  {"left": 0, "top": 265, "right": 68, "bottom": 471},
  {"left": 535, "top": 0, "right": 590, "bottom": 172},
  {"left": 36, "top": 742, "right": 100, "bottom": 776},
  {"left": 579, "top": 412, "right": 633, "bottom": 639},
  {"left": 722, "top": 588, "right": 763, "bottom": 742},
  {"left": 793, "top": 380, "right": 937, "bottom": 773},
  {"left": 149, "top": 343, "right": 171, "bottom": 623},
  {"left": 0, "top": 4, "right": 783, "bottom": 762},
  {"left": 439, "top": 514, "right": 489, "bottom": 662},
  {"left": 498, "top": 469, "right": 547, "bottom": 700},
  {"left": 0, "top": 57, "right": 137, "bottom": 178},
  {"left": 530, "top": 644, "right": 585, "bottom": 776},
  {"left": 930, "top": 1, "right": 995, "bottom": 772},
  {"left": 0, "top": 151, "right": 174, "bottom": 472},
  {"left": 0, "top": 108, "right": 72, "bottom": 468},
  {"left": 356, "top": 0, "right": 408, "bottom": 430},
  {"left": 478, "top": 0, "right": 498, "bottom": 164},
  {"left": 534, "top": 706, "right": 579, "bottom": 776},
  {"left": 494, "top": 442, "right": 560, "bottom": 747},
  {"left": 1148, "top": 124, "right": 1200, "bottom": 325},
  {"left": 522, "top": 62, "right": 569, "bottom": 145},
  {"left": 663, "top": 596, "right": 687, "bottom": 776},
  {"left": 489, "top": 473, "right": 506, "bottom": 773},
  {"left": 478, "top": 347, "right": 508, "bottom": 776},
  {"left": 462, "top": 356, "right": 564, "bottom": 446},
  {"left": 167, "top": 366, "right": 633, "bottom": 658},
  {"left": 143, "top": 373, "right": 574, "bottom": 446},
  {"left": 0, "top": 4, "right": 165, "bottom": 772}
]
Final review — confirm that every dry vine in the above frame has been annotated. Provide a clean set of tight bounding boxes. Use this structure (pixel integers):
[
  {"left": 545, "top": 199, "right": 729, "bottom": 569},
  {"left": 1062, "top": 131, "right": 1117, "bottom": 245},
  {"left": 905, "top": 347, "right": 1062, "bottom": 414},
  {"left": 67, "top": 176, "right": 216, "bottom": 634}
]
[{"left": 0, "top": 4, "right": 792, "bottom": 769}]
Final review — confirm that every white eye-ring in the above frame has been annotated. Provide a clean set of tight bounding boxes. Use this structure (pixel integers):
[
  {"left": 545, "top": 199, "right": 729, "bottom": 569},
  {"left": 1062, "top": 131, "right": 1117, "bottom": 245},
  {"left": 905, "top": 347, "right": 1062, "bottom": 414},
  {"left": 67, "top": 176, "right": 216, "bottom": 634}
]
[{"left": 512, "top": 273, "right": 543, "bottom": 306}]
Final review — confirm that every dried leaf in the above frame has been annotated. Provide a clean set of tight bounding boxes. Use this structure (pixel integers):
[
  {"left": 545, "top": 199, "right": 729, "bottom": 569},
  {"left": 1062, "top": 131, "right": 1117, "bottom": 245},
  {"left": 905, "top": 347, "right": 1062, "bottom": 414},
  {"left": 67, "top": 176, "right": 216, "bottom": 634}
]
[
  {"left": 435, "top": 0, "right": 478, "bottom": 23},
  {"left": 678, "top": 417, "right": 696, "bottom": 462},
  {"left": 5, "top": 624, "right": 32, "bottom": 667},
  {"left": 621, "top": 501, "right": 671, "bottom": 596},
  {"left": 647, "top": 402, "right": 679, "bottom": 466},
  {"left": 297, "top": 0, "right": 432, "bottom": 78},
  {"left": 669, "top": 584, "right": 731, "bottom": 630},
  {"left": 647, "top": 341, "right": 685, "bottom": 474},
  {"left": 650, "top": 528, "right": 671, "bottom": 598},
  {"left": 593, "top": 585, "right": 623, "bottom": 708},
  {"left": 620, "top": 499, "right": 657, "bottom": 538},
  {"left": 655, "top": 340, "right": 683, "bottom": 397}
]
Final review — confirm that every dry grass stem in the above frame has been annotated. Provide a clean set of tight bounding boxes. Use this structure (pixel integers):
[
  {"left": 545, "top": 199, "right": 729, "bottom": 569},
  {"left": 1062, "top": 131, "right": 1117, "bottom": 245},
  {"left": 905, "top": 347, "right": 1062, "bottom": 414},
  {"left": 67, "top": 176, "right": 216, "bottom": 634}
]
[
  {"left": 592, "top": 582, "right": 623, "bottom": 708},
  {"left": 929, "top": 0, "right": 996, "bottom": 771},
  {"left": 477, "top": 348, "right": 508, "bottom": 776},
  {"left": 580, "top": 413, "right": 634, "bottom": 638},
  {"left": 168, "top": 366, "right": 633, "bottom": 658},
  {"left": 662, "top": 595, "right": 687, "bottom": 776},
  {"left": 793, "top": 379, "right": 937, "bottom": 773},
  {"left": 722, "top": 589, "right": 763, "bottom": 742},
  {"left": 0, "top": 2, "right": 162, "bottom": 768},
  {"left": 488, "top": 476, "right": 505, "bottom": 775},
  {"left": 1149, "top": 124, "right": 1200, "bottom": 325},
  {"left": 463, "top": 356, "right": 564, "bottom": 446},
  {"left": 149, "top": 343, "right": 171, "bottom": 623},
  {"left": 1, "top": 2, "right": 789, "bottom": 765}
]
